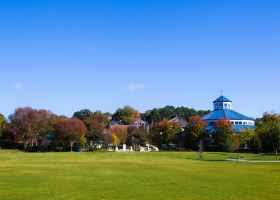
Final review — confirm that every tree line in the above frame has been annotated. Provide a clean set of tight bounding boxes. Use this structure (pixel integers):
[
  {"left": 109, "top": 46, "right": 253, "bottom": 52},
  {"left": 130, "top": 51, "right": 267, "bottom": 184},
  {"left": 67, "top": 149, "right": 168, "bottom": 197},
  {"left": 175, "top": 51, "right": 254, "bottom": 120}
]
[{"left": 0, "top": 106, "right": 279, "bottom": 155}]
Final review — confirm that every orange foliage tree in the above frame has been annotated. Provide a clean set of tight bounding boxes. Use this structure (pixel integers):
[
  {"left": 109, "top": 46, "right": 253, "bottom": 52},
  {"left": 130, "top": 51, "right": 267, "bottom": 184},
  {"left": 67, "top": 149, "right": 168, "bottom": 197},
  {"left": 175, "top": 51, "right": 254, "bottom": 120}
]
[
  {"left": 151, "top": 119, "right": 181, "bottom": 148},
  {"left": 109, "top": 126, "right": 128, "bottom": 146},
  {"left": 185, "top": 116, "right": 207, "bottom": 150},
  {"left": 214, "top": 118, "right": 234, "bottom": 151}
]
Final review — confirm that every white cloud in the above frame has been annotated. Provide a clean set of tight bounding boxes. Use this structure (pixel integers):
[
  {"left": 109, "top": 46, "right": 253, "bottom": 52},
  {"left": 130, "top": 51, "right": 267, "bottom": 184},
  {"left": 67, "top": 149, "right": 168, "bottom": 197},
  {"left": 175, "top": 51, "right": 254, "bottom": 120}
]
[
  {"left": 15, "top": 82, "right": 23, "bottom": 90},
  {"left": 125, "top": 83, "right": 145, "bottom": 91}
]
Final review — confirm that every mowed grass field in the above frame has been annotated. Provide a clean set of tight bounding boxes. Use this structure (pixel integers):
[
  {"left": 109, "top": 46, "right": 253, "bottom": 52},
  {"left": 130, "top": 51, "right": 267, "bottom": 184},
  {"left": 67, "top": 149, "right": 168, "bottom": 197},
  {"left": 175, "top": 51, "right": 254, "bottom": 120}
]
[{"left": 0, "top": 151, "right": 279, "bottom": 200}]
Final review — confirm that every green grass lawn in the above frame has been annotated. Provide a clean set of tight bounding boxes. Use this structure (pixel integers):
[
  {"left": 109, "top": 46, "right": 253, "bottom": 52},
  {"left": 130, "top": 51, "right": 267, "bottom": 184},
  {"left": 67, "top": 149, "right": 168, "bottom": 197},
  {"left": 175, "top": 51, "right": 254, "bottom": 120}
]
[{"left": 0, "top": 151, "right": 279, "bottom": 200}]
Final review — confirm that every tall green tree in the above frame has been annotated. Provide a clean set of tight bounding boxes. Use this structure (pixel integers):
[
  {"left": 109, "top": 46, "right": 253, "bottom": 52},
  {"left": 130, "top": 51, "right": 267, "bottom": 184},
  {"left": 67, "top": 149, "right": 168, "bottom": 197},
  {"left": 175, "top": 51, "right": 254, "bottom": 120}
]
[
  {"left": 73, "top": 109, "right": 94, "bottom": 126},
  {"left": 143, "top": 106, "right": 210, "bottom": 124},
  {"left": 257, "top": 114, "right": 280, "bottom": 157},
  {"left": 238, "top": 128, "right": 256, "bottom": 147},
  {"left": 112, "top": 106, "right": 138, "bottom": 125}
]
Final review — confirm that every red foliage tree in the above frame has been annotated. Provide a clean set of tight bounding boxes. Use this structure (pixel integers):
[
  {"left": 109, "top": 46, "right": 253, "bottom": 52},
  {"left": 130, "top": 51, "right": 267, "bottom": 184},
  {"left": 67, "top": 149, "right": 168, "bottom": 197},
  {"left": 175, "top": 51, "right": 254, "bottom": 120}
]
[
  {"left": 54, "top": 118, "right": 86, "bottom": 151},
  {"left": 86, "top": 112, "right": 109, "bottom": 142},
  {"left": 9, "top": 107, "right": 53, "bottom": 149}
]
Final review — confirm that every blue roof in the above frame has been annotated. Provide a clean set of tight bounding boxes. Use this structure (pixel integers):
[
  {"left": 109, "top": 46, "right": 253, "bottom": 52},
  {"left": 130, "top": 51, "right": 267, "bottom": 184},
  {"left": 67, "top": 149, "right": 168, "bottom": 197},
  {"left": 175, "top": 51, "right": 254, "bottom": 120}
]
[
  {"left": 202, "top": 109, "right": 254, "bottom": 121},
  {"left": 206, "top": 125, "right": 255, "bottom": 133},
  {"left": 213, "top": 96, "right": 232, "bottom": 103}
]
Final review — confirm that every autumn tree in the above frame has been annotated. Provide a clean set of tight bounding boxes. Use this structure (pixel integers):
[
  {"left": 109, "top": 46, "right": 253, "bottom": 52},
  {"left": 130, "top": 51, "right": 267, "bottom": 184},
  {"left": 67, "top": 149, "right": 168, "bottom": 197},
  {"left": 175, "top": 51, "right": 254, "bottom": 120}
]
[
  {"left": 29, "top": 109, "right": 54, "bottom": 146},
  {"left": 151, "top": 119, "right": 181, "bottom": 149},
  {"left": 127, "top": 126, "right": 148, "bottom": 147},
  {"left": 112, "top": 134, "right": 120, "bottom": 147},
  {"left": 213, "top": 118, "right": 234, "bottom": 151},
  {"left": 8, "top": 108, "right": 53, "bottom": 149},
  {"left": 0, "top": 114, "right": 7, "bottom": 139},
  {"left": 54, "top": 118, "right": 86, "bottom": 152},
  {"left": 109, "top": 126, "right": 128, "bottom": 146},
  {"left": 185, "top": 116, "right": 207, "bottom": 154},
  {"left": 87, "top": 111, "right": 110, "bottom": 143},
  {"left": 112, "top": 106, "right": 138, "bottom": 125},
  {"left": 73, "top": 109, "right": 110, "bottom": 145}
]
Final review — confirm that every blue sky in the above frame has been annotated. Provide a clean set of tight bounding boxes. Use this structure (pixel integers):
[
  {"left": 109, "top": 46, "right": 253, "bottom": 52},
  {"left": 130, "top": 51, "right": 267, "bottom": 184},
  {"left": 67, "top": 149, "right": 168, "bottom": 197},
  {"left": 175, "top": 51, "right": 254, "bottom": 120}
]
[{"left": 0, "top": 0, "right": 280, "bottom": 118}]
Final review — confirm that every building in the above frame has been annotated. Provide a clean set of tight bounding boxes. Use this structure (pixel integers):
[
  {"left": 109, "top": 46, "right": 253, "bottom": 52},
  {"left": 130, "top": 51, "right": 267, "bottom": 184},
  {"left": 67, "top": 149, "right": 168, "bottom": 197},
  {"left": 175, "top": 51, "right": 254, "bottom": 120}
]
[
  {"left": 134, "top": 118, "right": 149, "bottom": 130},
  {"left": 169, "top": 117, "right": 188, "bottom": 128},
  {"left": 202, "top": 96, "right": 255, "bottom": 132},
  {"left": 109, "top": 117, "right": 149, "bottom": 131}
]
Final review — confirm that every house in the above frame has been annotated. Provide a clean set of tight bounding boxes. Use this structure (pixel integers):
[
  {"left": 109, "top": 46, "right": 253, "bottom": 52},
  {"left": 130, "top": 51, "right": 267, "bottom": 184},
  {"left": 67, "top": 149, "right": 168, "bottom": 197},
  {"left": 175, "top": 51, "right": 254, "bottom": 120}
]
[
  {"left": 169, "top": 117, "right": 188, "bottom": 128},
  {"left": 202, "top": 96, "right": 255, "bottom": 132},
  {"left": 134, "top": 118, "right": 149, "bottom": 129},
  {"left": 109, "top": 118, "right": 149, "bottom": 131}
]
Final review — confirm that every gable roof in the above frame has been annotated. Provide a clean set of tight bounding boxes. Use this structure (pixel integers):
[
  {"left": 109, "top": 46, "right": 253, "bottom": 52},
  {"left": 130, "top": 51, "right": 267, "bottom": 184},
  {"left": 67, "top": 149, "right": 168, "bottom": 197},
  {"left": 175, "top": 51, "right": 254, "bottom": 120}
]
[
  {"left": 202, "top": 109, "right": 254, "bottom": 121},
  {"left": 213, "top": 96, "right": 232, "bottom": 103}
]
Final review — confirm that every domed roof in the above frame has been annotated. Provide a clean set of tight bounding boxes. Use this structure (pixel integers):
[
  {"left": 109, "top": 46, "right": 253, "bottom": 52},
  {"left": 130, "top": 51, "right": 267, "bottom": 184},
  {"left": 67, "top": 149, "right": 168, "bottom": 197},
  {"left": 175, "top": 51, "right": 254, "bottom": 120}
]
[
  {"left": 202, "top": 109, "right": 254, "bottom": 121},
  {"left": 213, "top": 96, "right": 232, "bottom": 103}
]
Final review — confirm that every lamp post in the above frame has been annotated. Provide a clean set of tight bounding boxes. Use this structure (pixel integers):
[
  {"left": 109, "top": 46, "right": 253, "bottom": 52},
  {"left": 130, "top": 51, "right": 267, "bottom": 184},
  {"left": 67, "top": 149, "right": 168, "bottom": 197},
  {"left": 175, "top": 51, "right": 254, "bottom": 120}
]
[{"left": 160, "top": 132, "right": 163, "bottom": 151}]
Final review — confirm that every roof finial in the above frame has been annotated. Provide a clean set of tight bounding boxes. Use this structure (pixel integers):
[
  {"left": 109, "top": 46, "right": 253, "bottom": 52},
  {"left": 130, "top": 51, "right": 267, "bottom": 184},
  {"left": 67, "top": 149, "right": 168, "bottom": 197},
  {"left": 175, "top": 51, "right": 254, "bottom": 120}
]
[{"left": 221, "top": 90, "right": 223, "bottom": 96}]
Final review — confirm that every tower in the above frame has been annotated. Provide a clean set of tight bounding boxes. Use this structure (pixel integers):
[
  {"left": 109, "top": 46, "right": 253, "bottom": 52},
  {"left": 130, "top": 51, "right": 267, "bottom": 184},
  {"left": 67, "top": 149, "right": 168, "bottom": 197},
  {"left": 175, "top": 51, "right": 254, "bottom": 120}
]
[{"left": 213, "top": 96, "right": 232, "bottom": 110}]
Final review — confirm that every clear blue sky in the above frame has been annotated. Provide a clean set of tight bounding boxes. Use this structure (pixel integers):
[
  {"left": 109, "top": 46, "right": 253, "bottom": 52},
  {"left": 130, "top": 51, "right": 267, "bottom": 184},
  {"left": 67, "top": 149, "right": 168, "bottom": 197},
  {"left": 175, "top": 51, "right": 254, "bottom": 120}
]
[{"left": 0, "top": 0, "right": 280, "bottom": 118}]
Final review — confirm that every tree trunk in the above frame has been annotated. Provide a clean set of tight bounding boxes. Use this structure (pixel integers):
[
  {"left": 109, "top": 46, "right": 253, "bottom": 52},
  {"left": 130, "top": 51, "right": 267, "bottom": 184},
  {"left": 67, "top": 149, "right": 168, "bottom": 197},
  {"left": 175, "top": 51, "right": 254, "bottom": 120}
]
[
  {"left": 35, "top": 137, "right": 38, "bottom": 146},
  {"left": 276, "top": 149, "right": 278, "bottom": 160},
  {"left": 24, "top": 140, "right": 28, "bottom": 150},
  {"left": 237, "top": 148, "right": 239, "bottom": 165},
  {"left": 31, "top": 138, "right": 34, "bottom": 147},
  {"left": 199, "top": 139, "right": 203, "bottom": 160},
  {"left": 70, "top": 141, "right": 74, "bottom": 152}
]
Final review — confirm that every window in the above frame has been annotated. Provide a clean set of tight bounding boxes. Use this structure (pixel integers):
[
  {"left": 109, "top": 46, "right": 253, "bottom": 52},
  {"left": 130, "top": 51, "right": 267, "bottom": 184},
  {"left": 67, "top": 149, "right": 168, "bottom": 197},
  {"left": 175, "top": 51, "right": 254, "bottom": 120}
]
[
  {"left": 231, "top": 121, "right": 234, "bottom": 124},
  {"left": 235, "top": 121, "right": 239, "bottom": 125},
  {"left": 243, "top": 122, "right": 247, "bottom": 125},
  {"left": 239, "top": 121, "right": 242, "bottom": 125}
]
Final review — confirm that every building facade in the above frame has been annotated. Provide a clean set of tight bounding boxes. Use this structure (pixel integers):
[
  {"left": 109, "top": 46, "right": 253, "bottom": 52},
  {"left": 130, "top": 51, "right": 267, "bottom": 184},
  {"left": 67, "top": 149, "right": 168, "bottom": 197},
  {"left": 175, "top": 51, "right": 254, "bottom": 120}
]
[{"left": 202, "top": 96, "right": 255, "bottom": 132}]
